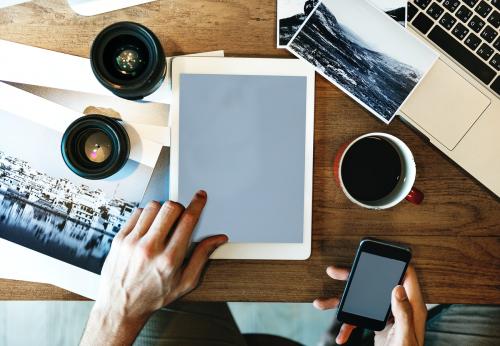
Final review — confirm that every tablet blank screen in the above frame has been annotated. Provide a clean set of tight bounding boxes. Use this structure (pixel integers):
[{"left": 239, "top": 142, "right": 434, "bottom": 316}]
[{"left": 178, "top": 74, "right": 307, "bottom": 243}]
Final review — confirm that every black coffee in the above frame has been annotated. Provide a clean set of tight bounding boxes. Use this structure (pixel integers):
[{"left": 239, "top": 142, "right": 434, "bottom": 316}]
[{"left": 341, "top": 136, "right": 401, "bottom": 202}]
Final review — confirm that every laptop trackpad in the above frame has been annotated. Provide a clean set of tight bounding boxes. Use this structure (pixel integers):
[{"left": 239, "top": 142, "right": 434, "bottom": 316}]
[{"left": 401, "top": 59, "right": 490, "bottom": 150}]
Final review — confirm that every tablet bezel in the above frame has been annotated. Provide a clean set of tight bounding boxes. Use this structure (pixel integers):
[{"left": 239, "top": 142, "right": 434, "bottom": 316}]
[{"left": 170, "top": 57, "right": 314, "bottom": 260}]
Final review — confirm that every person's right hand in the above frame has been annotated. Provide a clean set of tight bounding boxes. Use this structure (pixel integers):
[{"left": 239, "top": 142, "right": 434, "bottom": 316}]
[
  {"left": 81, "top": 190, "right": 227, "bottom": 346},
  {"left": 313, "top": 266, "right": 427, "bottom": 346}
]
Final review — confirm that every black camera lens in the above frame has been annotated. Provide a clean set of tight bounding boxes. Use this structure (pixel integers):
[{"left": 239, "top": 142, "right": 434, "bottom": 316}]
[
  {"left": 91, "top": 22, "right": 166, "bottom": 100},
  {"left": 61, "top": 115, "right": 130, "bottom": 180}
]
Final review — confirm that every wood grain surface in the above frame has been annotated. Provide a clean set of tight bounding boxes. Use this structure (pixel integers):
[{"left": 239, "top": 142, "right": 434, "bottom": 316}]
[{"left": 0, "top": 0, "right": 499, "bottom": 303}]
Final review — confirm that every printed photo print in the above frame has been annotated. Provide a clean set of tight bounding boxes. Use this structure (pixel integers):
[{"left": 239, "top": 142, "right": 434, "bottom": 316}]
[
  {"left": 370, "top": 0, "right": 406, "bottom": 26},
  {"left": 277, "top": 0, "right": 406, "bottom": 48},
  {"left": 0, "top": 110, "right": 154, "bottom": 274},
  {"left": 287, "top": 0, "right": 437, "bottom": 122}
]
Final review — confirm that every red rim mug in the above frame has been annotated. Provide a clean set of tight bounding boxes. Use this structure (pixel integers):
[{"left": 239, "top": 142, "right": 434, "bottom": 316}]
[{"left": 333, "top": 132, "right": 424, "bottom": 209}]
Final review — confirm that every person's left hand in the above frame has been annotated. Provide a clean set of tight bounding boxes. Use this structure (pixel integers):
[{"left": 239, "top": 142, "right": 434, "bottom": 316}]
[{"left": 313, "top": 266, "right": 357, "bottom": 344}]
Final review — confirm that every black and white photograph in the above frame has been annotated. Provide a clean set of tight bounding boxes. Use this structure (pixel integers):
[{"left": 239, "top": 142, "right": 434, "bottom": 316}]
[
  {"left": 277, "top": 0, "right": 319, "bottom": 47},
  {"left": 277, "top": 0, "right": 406, "bottom": 48},
  {"left": 0, "top": 110, "right": 154, "bottom": 274},
  {"left": 370, "top": 0, "right": 406, "bottom": 26},
  {"left": 287, "top": 0, "right": 437, "bottom": 123}
]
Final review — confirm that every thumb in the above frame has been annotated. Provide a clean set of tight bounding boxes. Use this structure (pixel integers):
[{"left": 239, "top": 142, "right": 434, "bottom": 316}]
[{"left": 391, "top": 285, "right": 416, "bottom": 339}]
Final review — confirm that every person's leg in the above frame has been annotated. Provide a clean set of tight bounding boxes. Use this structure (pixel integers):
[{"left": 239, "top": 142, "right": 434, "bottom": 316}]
[
  {"left": 134, "top": 302, "right": 247, "bottom": 346},
  {"left": 425, "top": 305, "right": 500, "bottom": 346}
]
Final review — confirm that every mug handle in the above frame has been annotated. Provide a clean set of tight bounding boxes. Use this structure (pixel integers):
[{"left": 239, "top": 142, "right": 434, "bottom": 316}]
[{"left": 405, "top": 187, "right": 424, "bottom": 205}]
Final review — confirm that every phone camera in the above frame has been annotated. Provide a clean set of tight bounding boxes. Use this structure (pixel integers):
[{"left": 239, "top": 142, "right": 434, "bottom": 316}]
[
  {"left": 61, "top": 115, "right": 130, "bottom": 180},
  {"left": 90, "top": 21, "right": 166, "bottom": 100}
]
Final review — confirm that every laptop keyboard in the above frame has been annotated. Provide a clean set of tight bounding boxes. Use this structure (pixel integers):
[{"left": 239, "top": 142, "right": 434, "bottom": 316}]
[{"left": 408, "top": 0, "right": 500, "bottom": 96}]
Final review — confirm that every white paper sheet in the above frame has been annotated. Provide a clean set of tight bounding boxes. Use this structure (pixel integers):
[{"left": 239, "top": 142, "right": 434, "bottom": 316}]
[
  {"left": 0, "top": 239, "right": 100, "bottom": 298},
  {"left": 0, "top": 39, "right": 223, "bottom": 104},
  {"left": 0, "top": 82, "right": 163, "bottom": 168},
  {"left": 0, "top": 0, "right": 30, "bottom": 8},
  {"left": 67, "top": 0, "right": 156, "bottom": 16},
  {"left": 0, "top": 106, "right": 157, "bottom": 296},
  {"left": 0, "top": 42, "right": 225, "bottom": 292}
]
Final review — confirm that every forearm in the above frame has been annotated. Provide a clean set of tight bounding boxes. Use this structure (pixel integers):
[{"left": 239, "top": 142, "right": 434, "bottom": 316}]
[{"left": 80, "top": 304, "right": 149, "bottom": 346}]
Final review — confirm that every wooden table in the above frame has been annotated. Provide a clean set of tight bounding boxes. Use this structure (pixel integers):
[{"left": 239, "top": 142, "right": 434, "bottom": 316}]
[{"left": 0, "top": 0, "right": 499, "bottom": 303}]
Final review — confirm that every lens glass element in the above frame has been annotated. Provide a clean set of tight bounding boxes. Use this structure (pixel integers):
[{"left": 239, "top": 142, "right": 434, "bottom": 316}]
[
  {"left": 91, "top": 22, "right": 166, "bottom": 100},
  {"left": 114, "top": 45, "right": 145, "bottom": 76},
  {"left": 83, "top": 130, "right": 113, "bottom": 163}
]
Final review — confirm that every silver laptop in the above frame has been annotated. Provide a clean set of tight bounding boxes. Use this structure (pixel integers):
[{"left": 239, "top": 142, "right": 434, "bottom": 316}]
[{"left": 399, "top": 0, "right": 499, "bottom": 196}]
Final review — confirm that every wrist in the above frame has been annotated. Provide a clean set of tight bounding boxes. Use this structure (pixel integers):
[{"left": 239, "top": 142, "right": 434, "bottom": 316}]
[
  {"left": 81, "top": 302, "right": 150, "bottom": 346},
  {"left": 92, "top": 301, "right": 150, "bottom": 330}
]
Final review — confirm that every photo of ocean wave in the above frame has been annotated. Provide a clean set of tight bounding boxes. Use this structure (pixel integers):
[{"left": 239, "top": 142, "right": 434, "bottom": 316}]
[
  {"left": 277, "top": 0, "right": 405, "bottom": 48},
  {"left": 287, "top": 0, "right": 437, "bottom": 122}
]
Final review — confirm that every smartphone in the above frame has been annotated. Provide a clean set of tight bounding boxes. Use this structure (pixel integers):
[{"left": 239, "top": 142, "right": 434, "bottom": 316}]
[{"left": 336, "top": 239, "right": 411, "bottom": 331}]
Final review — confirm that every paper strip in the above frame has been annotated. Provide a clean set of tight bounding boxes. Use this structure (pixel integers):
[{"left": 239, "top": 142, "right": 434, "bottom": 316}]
[
  {"left": 0, "top": 82, "right": 162, "bottom": 168},
  {"left": 0, "top": 38, "right": 224, "bottom": 104},
  {"left": 67, "top": 0, "right": 156, "bottom": 16}
]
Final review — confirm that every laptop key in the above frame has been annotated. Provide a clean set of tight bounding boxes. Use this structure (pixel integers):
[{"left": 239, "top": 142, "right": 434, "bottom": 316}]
[
  {"left": 490, "top": 53, "right": 500, "bottom": 70},
  {"left": 468, "top": 15, "right": 486, "bottom": 32},
  {"left": 440, "top": 13, "right": 457, "bottom": 29},
  {"left": 452, "top": 23, "right": 470, "bottom": 40},
  {"left": 491, "top": 0, "right": 499, "bottom": 11},
  {"left": 475, "top": 1, "right": 493, "bottom": 17},
  {"left": 491, "top": 75, "right": 500, "bottom": 96},
  {"left": 427, "top": 3, "right": 444, "bottom": 19},
  {"left": 477, "top": 43, "right": 494, "bottom": 59},
  {"left": 463, "top": 0, "right": 479, "bottom": 7},
  {"left": 456, "top": 6, "right": 473, "bottom": 22},
  {"left": 465, "top": 32, "right": 482, "bottom": 49},
  {"left": 415, "top": 0, "right": 431, "bottom": 10},
  {"left": 465, "top": 33, "right": 481, "bottom": 50},
  {"left": 487, "top": 10, "right": 500, "bottom": 28},
  {"left": 480, "top": 25, "right": 498, "bottom": 42},
  {"left": 412, "top": 12, "right": 434, "bottom": 34},
  {"left": 408, "top": 2, "right": 418, "bottom": 21},
  {"left": 428, "top": 26, "right": 496, "bottom": 83},
  {"left": 443, "top": 0, "right": 460, "bottom": 12},
  {"left": 494, "top": 36, "right": 500, "bottom": 50}
]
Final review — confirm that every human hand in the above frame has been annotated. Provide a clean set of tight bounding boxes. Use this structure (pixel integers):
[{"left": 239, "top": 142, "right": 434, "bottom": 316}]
[
  {"left": 313, "top": 266, "right": 427, "bottom": 346},
  {"left": 81, "top": 190, "right": 227, "bottom": 346}
]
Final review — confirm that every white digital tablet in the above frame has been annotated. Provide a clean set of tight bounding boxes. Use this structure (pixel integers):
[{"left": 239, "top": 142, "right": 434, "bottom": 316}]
[{"left": 170, "top": 57, "right": 314, "bottom": 260}]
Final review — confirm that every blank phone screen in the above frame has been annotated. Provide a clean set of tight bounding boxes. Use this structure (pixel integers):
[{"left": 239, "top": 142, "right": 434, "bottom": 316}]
[{"left": 342, "top": 252, "right": 406, "bottom": 321}]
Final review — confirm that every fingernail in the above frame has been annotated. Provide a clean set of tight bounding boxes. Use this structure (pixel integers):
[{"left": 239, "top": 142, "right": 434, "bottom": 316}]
[
  {"left": 196, "top": 190, "right": 207, "bottom": 198},
  {"left": 209, "top": 236, "right": 228, "bottom": 256},
  {"left": 396, "top": 285, "right": 407, "bottom": 301},
  {"left": 217, "top": 235, "right": 229, "bottom": 245}
]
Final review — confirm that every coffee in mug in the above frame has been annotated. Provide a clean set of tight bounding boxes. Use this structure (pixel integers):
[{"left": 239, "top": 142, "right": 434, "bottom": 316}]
[{"left": 334, "top": 133, "right": 423, "bottom": 209}]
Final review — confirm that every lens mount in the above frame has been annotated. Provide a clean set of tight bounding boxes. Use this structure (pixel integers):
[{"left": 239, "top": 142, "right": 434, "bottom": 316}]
[
  {"left": 61, "top": 115, "right": 130, "bottom": 180},
  {"left": 91, "top": 21, "right": 166, "bottom": 100}
]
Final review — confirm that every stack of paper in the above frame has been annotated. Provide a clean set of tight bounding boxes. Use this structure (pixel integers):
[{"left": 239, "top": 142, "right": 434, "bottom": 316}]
[
  {"left": 0, "top": 39, "right": 223, "bottom": 298},
  {"left": 276, "top": 0, "right": 438, "bottom": 123}
]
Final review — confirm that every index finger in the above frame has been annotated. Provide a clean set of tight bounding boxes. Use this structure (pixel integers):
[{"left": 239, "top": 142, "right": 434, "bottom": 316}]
[{"left": 167, "top": 190, "right": 207, "bottom": 260}]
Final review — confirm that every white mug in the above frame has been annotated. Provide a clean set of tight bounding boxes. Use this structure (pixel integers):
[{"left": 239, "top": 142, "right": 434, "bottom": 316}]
[{"left": 333, "top": 132, "right": 423, "bottom": 210}]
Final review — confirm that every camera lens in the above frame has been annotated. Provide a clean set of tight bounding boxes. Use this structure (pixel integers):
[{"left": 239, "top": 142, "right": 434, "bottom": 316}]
[
  {"left": 91, "top": 22, "right": 166, "bottom": 100},
  {"left": 61, "top": 115, "right": 130, "bottom": 180}
]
